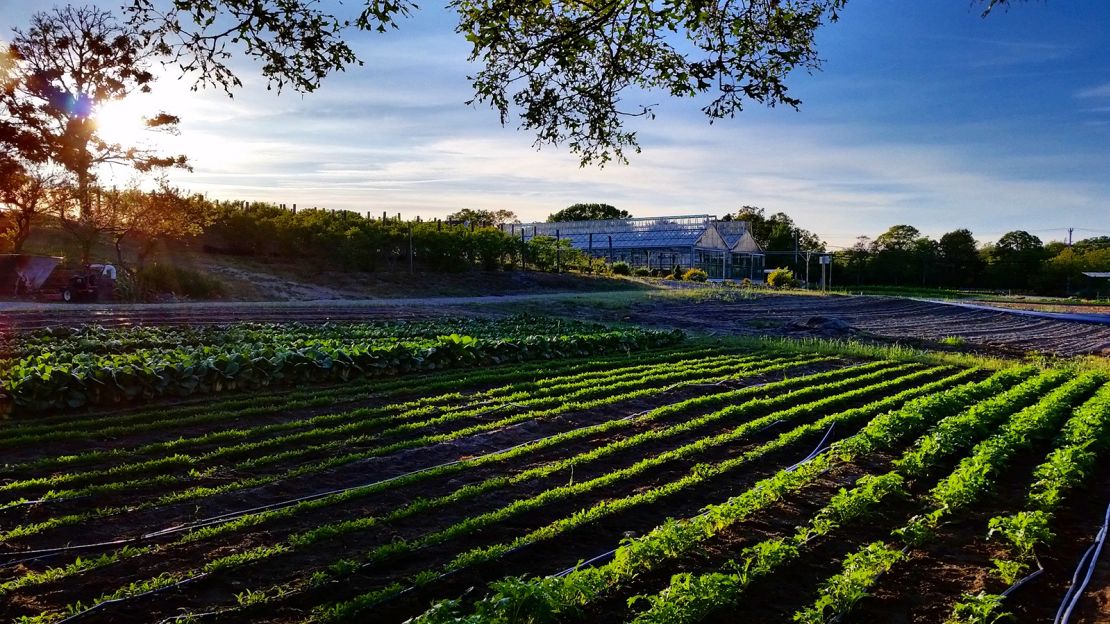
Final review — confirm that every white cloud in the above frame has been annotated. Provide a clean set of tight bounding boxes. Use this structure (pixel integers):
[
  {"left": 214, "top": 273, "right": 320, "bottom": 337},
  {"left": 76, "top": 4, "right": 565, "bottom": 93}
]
[{"left": 1077, "top": 83, "right": 1110, "bottom": 98}]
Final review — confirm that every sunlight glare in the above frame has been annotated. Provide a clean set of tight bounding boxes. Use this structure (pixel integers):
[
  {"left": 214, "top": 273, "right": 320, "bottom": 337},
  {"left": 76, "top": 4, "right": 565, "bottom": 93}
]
[{"left": 93, "top": 97, "right": 152, "bottom": 148}]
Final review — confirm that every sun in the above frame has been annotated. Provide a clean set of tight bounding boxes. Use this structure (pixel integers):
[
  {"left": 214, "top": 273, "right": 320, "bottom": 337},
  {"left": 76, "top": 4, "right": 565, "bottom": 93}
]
[
  {"left": 93, "top": 96, "right": 157, "bottom": 148},
  {"left": 90, "top": 80, "right": 251, "bottom": 178}
]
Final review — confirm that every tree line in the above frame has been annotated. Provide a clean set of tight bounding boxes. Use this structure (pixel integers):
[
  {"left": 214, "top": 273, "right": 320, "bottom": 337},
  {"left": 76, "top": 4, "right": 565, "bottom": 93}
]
[
  {"left": 831, "top": 226, "right": 1109, "bottom": 296},
  {"left": 727, "top": 208, "right": 1107, "bottom": 297}
]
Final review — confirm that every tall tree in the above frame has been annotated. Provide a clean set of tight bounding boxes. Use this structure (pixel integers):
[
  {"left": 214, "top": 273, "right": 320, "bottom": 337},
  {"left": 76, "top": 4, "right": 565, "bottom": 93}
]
[
  {"left": 938, "top": 229, "right": 984, "bottom": 287},
  {"left": 125, "top": 0, "right": 849, "bottom": 166},
  {"left": 986, "top": 230, "right": 1046, "bottom": 290},
  {"left": 1, "top": 5, "right": 188, "bottom": 261},
  {"left": 871, "top": 225, "right": 923, "bottom": 285},
  {"left": 445, "top": 208, "right": 518, "bottom": 228},
  {"left": 729, "top": 206, "right": 823, "bottom": 252},
  {"left": 548, "top": 203, "right": 630, "bottom": 222},
  {"left": 120, "top": 2, "right": 1032, "bottom": 166},
  {"left": 1073, "top": 236, "right": 1110, "bottom": 253}
]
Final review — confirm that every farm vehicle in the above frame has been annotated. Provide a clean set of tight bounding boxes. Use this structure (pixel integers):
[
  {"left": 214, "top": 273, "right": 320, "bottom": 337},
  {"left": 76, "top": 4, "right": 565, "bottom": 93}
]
[{"left": 0, "top": 254, "right": 116, "bottom": 302}]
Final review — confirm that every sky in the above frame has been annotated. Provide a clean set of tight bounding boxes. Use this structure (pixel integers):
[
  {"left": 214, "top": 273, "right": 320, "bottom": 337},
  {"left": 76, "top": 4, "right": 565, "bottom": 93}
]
[{"left": 3, "top": 0, "right": 1110, "bottom": 248}]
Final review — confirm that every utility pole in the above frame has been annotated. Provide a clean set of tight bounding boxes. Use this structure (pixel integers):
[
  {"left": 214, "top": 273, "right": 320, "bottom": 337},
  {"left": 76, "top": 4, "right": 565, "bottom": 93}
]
[
  {"left": 556, "top": 228, "right": 561, "bottom": 273},
  {"left": 1066, "top": 227, "right": 1074, "bottom": 295}
]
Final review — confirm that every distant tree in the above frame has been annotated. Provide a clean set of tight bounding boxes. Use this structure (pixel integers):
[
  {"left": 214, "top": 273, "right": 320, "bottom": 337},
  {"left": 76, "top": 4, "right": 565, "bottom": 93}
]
[
  {"left": 548, "top": 203, "right": 630, "bottom": 222},
  {"left": 873, "top": 225, "right": 921, "bottom": 252},
  {"left": 871, "top": 225, "right": 923, "bottom": 285},
  {"left": 59, "top": 185, "right": 127, "bottom": 265},
  {"left": 111, "top": 181, "right": 209, "bottom": 271},
  {"left": 729, "top": 206, "right": 823, "bottom": 252},
  {"left": 1, "top": 6, "right": 188, "bottom": 262},
  {"left": 445, "top": 208, "right": 518, "bottom": 228},
  {"left": 841, "top": 235, "right": 873, "bottom": 286},
  {"left": 1044, "top": 240, "right": 1068, "bottom": 258},
  {"left": 985, "top": 230, "right": 1047, "bottom": 290},
  {"left": 938, "top": 229, "right": 984, "bottom": 287},
  {"left": 912, "top": 236, "right": 940, "bottom": 286},
  {"left": 1073, "top": 236, "right": 1110, "bottom": 254},
  {"left": 0, "top": 162, "right": 58, "bottom": 253}
]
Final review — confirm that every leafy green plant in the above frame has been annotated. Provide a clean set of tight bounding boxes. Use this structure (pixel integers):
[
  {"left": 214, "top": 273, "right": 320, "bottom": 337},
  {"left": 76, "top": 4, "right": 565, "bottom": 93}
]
[
  {"left": 946, "top": 592, "right": 1011, "bottom": 624},
  {"left": 794, "top": 542, "right": 905, "bottom": 624}
]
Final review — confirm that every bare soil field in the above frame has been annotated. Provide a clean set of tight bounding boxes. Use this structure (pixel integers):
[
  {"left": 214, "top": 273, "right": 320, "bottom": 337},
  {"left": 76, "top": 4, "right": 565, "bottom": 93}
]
[
  {"left": 615, "top": 295, "right": 1110, "bottom": 357},
  {"left": 4, "top": 292, "right": 1109, "bottom": 356}
]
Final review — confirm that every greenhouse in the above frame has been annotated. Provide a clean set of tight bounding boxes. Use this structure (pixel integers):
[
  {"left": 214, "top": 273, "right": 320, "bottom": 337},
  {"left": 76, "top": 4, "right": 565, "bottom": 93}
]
[{"left": 504, "top": 215, "right": 766, "bottom": 279}]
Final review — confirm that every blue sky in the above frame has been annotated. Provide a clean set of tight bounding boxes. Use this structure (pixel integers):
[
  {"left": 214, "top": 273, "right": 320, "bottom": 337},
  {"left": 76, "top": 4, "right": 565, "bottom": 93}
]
[{"left": 4, "top": 0, "right": 1110, "bottom": 248}]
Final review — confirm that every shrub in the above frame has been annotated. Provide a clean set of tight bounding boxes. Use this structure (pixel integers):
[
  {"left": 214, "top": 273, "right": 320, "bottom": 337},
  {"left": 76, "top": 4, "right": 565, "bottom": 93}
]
[
  {"left": 611, "top": 261, "right": 631, "bottom": 276},
  {"left": 633, "top": 267, "right": 651, "bottom": 277},
  {"left": 767, "top": 267, "right": 797, "bottom": 289},
  {"left": 682, "top": 268, "right": 708, "bottom": 282},
  {"left": 740, "top": 277, "right": 753, "bottom": 288},
  {"left": 586, "top": 257, "right": 611, "bottom": 275},
  {"left": 117, "top": 265, "right": 226, "bottom": 301}
]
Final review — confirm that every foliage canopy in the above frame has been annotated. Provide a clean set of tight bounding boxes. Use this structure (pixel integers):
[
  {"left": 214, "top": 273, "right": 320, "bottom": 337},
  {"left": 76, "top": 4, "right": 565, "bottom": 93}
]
[{"left": 123, "top": 0, "right": 854, "bottom": 166}]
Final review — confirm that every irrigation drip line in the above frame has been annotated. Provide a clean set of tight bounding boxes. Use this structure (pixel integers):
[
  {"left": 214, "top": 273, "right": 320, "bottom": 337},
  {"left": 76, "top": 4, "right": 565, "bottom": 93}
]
[
  {"left": 1055, "top": 495, "right": 1110, "bottom": 624},
  {"left": 1, "top": 493, "right": 94, "bottom": 508},
  {"left": 786, "top": 423, "right": 836, "bottom": 473},
  {"left": 52, "top": 572, "right": 209, "bottom": 624},
  {"left": 1002, "top": 566, "right": 1044, "bottom": 597},
  {"left": 552, "top": 547, "right": 621, "bottom": 578},
  {"left": 157, "top": 610, "right": 221, "bottom": 624},
  {"left": 1055, "top": 543, "right": 1098, "bottom": 623}
]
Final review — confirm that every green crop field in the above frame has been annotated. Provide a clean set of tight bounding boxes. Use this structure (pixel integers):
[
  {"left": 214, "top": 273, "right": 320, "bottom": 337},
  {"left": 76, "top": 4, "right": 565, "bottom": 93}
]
[{"left": 0, "top": 318, "right": 1107, "bottom": 624}]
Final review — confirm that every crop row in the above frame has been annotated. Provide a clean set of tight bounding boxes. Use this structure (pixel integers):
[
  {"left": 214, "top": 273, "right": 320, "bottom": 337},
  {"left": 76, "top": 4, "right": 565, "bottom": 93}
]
[
  {"left": 307, "top": 365, "right": 978, "bottom": 623},
  {"left": 399, "top": 367, "right": 1028, "bottom": 624},
  {"left": 2, "top": 322, "right": 684, "bottom": 412},
  {"left": 0, "top": 350, "right": 767, "bottom": 500},
  {"left": 0, "top": 352, "right": 827, "bottom": 542},
  {"left": 0, "top": 343, "right": 716, "bottom": 451},
  {"left": 0, "top": 359, "right": 911, "bottom": 608},
  {"left": 8, "top": 362, "right": 969, "bottom": 623},
  {"left": 944, "top": 380, "right": 1110, "bottom": 623},
  {"left": 1, "top": 316, "right": 603, "bottom": 361},
  {"left": 624, "top": 367, "right": 1065, "bottom": 624},
  {"left": 793, "top": 372, "right": 1106, "bottom": 623}
]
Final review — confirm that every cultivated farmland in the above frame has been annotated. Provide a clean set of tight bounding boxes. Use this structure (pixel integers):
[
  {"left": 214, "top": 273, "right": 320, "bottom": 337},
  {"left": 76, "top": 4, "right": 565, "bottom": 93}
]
[{"left": 0, "top": 318, "right": 1108, "bottom": 624}]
